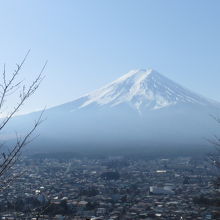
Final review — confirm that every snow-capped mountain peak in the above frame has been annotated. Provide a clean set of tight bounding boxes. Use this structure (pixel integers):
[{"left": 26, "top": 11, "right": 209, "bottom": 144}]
[
  {"left": 10, "top": 68, "right": 220, "bottom": 152},
  {"left": 77, "top": 69, "right": 213, "bottom": 112}
]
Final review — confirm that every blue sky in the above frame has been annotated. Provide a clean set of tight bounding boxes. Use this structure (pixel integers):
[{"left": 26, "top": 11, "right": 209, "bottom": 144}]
[{"left": 0, "top": 0, "right": 220, "bottom": 112}]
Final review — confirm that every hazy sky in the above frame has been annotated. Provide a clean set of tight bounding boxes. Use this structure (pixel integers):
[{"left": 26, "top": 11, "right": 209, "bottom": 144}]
[{"left": 0, "top": 0, "right": 220, "bottom": 113}]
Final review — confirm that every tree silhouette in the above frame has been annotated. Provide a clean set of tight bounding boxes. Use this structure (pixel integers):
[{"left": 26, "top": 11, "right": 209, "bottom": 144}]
[{"left": 0, "top": 50, "right": 46, "bottom": 191}]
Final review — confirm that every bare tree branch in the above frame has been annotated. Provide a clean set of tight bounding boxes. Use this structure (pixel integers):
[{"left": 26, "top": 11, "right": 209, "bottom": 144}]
[
  {"left": 0, "top": 57, "right": 46, "bottom": 131},
  {"left": 0, "top": 111, "right": 44, "bottom": 178},
  {"left": 0, "top": 51, "right": 46, "bottom": 190}
]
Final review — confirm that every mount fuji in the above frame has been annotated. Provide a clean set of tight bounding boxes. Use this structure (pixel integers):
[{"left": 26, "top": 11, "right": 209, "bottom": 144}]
[
  {"left": 8, "top": 69, "right": 220, "bottom": 154},
  {"left": 69, "top": 69, "right": 216, "bottom": 112}
]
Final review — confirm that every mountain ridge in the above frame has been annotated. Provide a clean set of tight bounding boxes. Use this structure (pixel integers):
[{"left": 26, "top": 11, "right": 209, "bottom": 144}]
[
  {"left": 6, "top": 68, "right": 220, "bottom": 154},
  {"left": 57, "top": 68, "right": 218, "bottom": 114}
]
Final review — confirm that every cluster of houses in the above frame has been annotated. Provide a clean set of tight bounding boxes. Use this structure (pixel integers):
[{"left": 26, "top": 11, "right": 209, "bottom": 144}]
[{"left": 0, "top": 155, "right": 219, "bottom": 219}]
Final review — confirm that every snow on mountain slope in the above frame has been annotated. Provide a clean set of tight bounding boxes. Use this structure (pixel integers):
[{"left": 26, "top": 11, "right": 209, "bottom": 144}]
[
  {"left": 6, "top": 68, "right": 220, "bottom": 152},
  {"left": 73, "top": 69, "right": 215, "bottom": 112}
]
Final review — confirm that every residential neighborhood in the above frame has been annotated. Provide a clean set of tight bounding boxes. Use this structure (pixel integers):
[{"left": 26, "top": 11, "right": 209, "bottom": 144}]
[{"left": 0, "top": 154, "right": 219, "bottom": 219}]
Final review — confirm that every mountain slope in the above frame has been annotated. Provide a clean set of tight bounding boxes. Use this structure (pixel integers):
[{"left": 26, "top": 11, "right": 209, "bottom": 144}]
[
  {"left": 54, "top": 69, "right": 217, "bottom": 113},
  {"left": 7, "top": 69, "right": 220, "bottom": 154}
]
